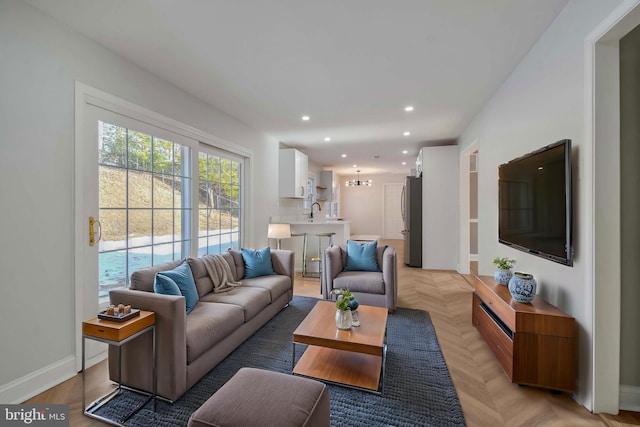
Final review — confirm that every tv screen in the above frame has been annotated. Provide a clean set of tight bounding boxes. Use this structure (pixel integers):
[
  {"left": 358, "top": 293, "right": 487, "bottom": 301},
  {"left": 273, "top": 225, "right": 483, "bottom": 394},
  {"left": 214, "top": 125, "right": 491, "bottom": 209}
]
[{"left": 498, "top": 139, "right": 573, "bottom": 266}]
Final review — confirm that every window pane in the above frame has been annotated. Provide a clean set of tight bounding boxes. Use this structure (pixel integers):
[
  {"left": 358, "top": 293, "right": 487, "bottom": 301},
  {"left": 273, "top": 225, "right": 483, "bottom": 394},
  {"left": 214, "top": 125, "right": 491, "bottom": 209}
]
[
  {"left": 174, "top": 210, "right": 183, "bottom": 238},
  {"left": 99, "top": 250, "right": 126, "bottom": 297},
  {"left": 231, "top": 232, "right": 240, "bottom": 250},
  {"left": 99, "top": 122, "right": 126, "bottom": 167},
  {"left": 128, "top": 247, "right": 152, "bottom": 276},
  {"left": 221, "top": 158, "right": 232, "bottom": 183},
  {"left": 100, "top": 166, "right": 126, "bottom": 208},
  {"left": 128, "top": 209, "right": 152, "bottom": 248},
  {"left": 128, "top": 129, "right": 152, "bottom": 171},
  {"left": 153, "top": 243, "right": 174, "bottom": 265},
  {"left": 99, "top": 208, "right": 126, "bottom": 251},
  {"left": 153, "top": 210, "right": 173, "bottom": 244},
  {"left": 154, "top": 175, "right": 174, "bottom": 209},
  {"left": 153, "top": 138, "right": 174, "bottom": 174},
  {"left": 128, "top": 170, "right": 152, "bottom": 208},
  {"left": 198, "top": 237, "right": 208, "bottom": 257}
]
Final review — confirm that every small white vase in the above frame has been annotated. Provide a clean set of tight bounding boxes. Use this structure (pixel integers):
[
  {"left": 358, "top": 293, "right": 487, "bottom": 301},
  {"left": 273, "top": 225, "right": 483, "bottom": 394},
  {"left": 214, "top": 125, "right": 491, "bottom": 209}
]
[{"left": 335, "top": 309, "right": 352, "bottom": 330}]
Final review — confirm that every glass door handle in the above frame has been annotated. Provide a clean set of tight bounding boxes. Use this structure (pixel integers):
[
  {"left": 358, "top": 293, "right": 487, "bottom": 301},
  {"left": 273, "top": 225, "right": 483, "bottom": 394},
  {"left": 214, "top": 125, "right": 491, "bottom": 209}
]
[{"left": 89, "top": 216, "right": 102, "bottom": 247}]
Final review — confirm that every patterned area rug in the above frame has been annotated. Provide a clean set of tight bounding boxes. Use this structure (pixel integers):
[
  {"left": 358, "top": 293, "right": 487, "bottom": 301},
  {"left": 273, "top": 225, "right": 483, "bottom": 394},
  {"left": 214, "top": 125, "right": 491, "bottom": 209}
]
[{"left": 94, "top": 296, "right": 466, "bottom": 426}]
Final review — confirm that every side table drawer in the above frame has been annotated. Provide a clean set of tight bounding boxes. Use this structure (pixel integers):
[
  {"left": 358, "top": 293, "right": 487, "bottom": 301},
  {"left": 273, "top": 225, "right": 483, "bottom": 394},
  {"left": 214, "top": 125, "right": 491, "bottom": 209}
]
[
  {"left": 472, "top": 293, "right": 514, "bottom": 380},
  {"left": 83, "top": 311, "right": 155, "bottom": 342}
]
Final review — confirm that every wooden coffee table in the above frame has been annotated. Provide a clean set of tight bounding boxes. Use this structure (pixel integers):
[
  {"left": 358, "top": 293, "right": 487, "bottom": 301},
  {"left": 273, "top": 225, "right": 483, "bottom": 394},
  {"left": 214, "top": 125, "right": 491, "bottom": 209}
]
[{"left": 292, "top": 300, "right": 388, "bottom": 394}]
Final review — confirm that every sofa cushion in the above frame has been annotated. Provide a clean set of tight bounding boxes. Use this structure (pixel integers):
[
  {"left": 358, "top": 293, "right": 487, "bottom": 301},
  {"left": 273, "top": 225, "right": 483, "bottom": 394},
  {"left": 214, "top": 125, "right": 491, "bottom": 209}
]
[
  {"left": 130, "top": 259, "right": 183, "bottom": 292},
  {"left": 227, "top": 249, "right": 245, "bottom": 279},
  {"left": 157, "top": 261, "right": 199, "bottom": 314},
  {"left": 344, "top": 240, "right": 380, "bottom": 272},
  {"left": 241, "top": 247, "right": 275, "bottom": 278},
  {"left": 185, "top": 302, "right": 245, "bottom": 364},
  {"left": 199, "top": 286, "right": 271, "bottom": 322},
  {"left": 242, "top": 275, "right": 291, "bottom": 302},
  {"left": 187, "top": 253, "right": 237, "bottom": 297},
  {"left": 153, "top": 274, "right": 182, "bottom": 296},
  {"left": 333, "top": 271, "right": 385, "bottom": 294}
]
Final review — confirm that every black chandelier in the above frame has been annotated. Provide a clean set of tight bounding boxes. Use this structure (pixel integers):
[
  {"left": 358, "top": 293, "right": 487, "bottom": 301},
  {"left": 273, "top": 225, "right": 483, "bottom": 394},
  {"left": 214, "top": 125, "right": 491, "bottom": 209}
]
[{"left": 345, "top": 170, "right": 372, "bottom": 187}]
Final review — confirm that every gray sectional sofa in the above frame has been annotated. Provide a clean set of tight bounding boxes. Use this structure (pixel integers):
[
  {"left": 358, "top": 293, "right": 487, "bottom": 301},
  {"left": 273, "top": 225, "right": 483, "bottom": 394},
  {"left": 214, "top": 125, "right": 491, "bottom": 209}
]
[{"left": 108, "top": 249, "right": 294, "bottom": 401}]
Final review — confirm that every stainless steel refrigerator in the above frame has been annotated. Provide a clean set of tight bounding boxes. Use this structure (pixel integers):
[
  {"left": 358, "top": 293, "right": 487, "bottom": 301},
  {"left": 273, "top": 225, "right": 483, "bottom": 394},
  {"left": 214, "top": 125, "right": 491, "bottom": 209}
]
[{"left": 401, "top": 176, "right": 422, "bottom": 267}]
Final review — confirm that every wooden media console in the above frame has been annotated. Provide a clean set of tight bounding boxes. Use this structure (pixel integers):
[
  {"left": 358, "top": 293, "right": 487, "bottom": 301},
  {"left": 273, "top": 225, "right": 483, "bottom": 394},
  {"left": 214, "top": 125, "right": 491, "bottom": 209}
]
[{"left": 472, "top": 275, "right": 576, "bottom": 393}]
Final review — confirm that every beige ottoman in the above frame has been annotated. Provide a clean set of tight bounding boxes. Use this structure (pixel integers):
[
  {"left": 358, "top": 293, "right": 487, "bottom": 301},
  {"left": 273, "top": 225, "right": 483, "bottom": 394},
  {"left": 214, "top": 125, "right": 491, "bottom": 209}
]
[{"left": 188, "top": 368, "right": 330, "bottom": 427}]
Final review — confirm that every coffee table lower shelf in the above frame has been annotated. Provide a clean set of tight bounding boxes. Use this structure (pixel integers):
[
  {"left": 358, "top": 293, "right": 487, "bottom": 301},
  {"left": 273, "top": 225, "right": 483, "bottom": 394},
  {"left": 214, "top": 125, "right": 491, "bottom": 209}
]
[{"left": 293, "top": 345, "right": 385, "bottom": 393}]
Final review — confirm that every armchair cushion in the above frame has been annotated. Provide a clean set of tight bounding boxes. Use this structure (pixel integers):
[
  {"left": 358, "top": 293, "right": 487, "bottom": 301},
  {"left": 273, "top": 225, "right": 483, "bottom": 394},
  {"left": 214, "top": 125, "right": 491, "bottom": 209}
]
[
  {"left": 333, "top": 271, "right": 385, "bottom": 294},
  {"left": 344, "top": 240, "right": 380, "bottom": 272}
]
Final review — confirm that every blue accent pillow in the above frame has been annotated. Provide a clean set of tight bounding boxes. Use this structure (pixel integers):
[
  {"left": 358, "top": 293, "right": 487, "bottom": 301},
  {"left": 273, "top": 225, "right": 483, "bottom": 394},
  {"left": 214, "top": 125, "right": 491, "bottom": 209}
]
[
  {"left": 153, "top": 274, "right": 181, "bottom": 296},
  {"left": 156, "top": 261, "right": 198, "bottom": 314},
  {"left": 344, "top": 240, "right": 380, "bottom": 272},
  {"left": 241, "top": 247, "right": 275, "bottom": 279}
]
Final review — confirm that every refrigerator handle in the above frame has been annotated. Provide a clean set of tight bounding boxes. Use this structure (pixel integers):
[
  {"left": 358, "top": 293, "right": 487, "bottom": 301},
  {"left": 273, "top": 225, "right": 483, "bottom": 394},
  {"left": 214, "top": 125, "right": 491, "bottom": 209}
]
[{"left": 400, "top": 185, "right": 406, "bottom": 223}]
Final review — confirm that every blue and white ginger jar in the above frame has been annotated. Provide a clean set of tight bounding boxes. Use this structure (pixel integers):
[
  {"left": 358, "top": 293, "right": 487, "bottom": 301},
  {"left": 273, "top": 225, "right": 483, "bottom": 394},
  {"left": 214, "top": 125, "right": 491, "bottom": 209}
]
[
  {"left": 508, "top": 272, "right": 537, "bottom": 303},
  {"left": 493, "top": 268, "right": 512, "bottom": 286}
]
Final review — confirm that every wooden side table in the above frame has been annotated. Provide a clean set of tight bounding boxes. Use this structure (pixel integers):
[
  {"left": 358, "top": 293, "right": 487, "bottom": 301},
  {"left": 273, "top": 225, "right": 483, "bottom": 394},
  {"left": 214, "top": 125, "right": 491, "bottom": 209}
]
[{"left": 82, "top": 310, "right": 156, "bottom": 426}]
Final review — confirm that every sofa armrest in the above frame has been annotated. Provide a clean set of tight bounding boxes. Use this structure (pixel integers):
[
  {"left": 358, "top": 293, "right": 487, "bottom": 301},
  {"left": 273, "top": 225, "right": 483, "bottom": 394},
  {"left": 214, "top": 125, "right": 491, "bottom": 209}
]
[
  {"left": 108, "top": 288, "right": 188, "bottom": 401},
  {"left": 322, "top": 245, "right": 345, "bottom": 299},
  {"left": 381, "top": 246, "right": 398, "bottom": 310},
  {"left": 271, "top": 249, "right": 294, "bottom": 284}
]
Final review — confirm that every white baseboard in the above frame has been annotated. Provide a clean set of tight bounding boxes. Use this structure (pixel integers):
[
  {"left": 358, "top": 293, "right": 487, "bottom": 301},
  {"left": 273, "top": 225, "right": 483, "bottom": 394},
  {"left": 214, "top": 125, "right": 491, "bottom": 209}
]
[
  {"left": 620, "top": 384, "right": 640, "bottom": 412},
  {"left": 0, "top": 351, "right": 107, "bottom": 404}
]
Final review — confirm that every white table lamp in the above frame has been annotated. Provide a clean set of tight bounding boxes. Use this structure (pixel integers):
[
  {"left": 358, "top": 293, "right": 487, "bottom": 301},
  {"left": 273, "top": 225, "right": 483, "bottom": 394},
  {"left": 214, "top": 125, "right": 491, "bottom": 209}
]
[{"left": 267, "top": 224, "right": 291, "bottom": 249}]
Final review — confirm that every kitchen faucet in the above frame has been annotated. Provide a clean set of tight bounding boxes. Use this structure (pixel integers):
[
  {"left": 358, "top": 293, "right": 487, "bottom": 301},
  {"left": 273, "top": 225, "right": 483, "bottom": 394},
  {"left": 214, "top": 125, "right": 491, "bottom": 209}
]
[{"left": 310, "top": 202, "right": 321, "bottom": 219}]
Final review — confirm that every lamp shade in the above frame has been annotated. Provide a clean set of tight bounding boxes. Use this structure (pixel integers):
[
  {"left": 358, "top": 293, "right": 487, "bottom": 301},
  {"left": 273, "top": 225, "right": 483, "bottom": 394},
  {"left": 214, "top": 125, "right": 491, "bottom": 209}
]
[{"left": 267, "top": 223, "right": 291, "bottom": 239}]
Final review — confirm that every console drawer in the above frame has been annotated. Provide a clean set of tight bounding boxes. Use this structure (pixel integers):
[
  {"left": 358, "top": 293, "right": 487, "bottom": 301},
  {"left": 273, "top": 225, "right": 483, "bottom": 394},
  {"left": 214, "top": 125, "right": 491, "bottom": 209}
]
[
  {"left": 474, "top": 280, "right": 515, "bottom": 331},
  {"left": 473, "top": 293, "right": 514, "bottom": 379}
]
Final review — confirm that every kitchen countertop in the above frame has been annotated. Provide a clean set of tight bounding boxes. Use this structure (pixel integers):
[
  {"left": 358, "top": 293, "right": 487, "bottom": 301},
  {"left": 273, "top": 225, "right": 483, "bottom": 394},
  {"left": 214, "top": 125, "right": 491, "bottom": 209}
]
[{"left": 283, "top": 220, "right": 350, "bottom": 225}]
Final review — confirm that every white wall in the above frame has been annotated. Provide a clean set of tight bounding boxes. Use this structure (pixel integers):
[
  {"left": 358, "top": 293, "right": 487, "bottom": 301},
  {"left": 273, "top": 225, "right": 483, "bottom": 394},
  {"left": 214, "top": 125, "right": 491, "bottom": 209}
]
[
  {"left": 0, "top": 1, "right": 279, "bottom": 402},
  {"left": 340, "top": 173, "right": 406, "bottom": 236},
  {"left": 457, "top": 0, "right": 624, "bottom": 410}
]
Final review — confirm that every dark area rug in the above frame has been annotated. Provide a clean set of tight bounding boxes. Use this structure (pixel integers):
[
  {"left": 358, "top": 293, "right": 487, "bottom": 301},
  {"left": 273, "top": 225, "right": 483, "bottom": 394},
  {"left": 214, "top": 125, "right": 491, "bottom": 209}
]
[{"left": 94, "top": 296, "right": 466, "bottom": 426}]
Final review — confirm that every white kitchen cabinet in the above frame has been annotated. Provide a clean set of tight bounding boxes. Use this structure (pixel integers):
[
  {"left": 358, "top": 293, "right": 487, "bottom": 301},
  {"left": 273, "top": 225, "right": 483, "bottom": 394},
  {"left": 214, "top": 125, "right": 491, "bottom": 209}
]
[{"left": 279, "top": 149, "right": 308, "bottom": 198}]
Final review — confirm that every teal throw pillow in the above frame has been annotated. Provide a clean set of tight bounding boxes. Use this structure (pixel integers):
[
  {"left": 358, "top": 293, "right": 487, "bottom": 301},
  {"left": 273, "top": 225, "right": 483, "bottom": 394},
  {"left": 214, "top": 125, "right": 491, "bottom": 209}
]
[
  {"left": 153, "top": 274, "right": 181, "bottom": 296},
  {"left": 156, "top": 261, "right": 198, "bottom": 314},
  {"left": 344, "top": 240, "right": 380, "bottom": 272},
  {"left": 241, "top": 247, "right": 275, "bottom": 279}
]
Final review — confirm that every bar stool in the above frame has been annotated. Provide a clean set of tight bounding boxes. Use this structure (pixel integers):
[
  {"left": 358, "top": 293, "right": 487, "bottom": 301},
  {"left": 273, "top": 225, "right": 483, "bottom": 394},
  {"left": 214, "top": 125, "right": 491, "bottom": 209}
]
[
  {"left": 290, "top": 233, "right": 308, "bottom": 277},
  {"left": 314, "top": 232, "right": 335, "bottom": 291}
]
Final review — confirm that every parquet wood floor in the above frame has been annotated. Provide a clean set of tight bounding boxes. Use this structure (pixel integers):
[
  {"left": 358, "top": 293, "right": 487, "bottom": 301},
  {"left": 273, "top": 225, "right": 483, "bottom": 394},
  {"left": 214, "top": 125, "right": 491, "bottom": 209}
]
[{"left": 25, "top": 239, "right": 639, "bottom": 426}]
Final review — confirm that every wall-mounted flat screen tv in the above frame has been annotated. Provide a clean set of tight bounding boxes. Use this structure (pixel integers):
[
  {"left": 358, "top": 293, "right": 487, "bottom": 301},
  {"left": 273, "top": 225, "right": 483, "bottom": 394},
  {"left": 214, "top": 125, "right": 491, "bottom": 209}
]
[{"left": 498, "top": 139, "right": 573, "bottom": 266}]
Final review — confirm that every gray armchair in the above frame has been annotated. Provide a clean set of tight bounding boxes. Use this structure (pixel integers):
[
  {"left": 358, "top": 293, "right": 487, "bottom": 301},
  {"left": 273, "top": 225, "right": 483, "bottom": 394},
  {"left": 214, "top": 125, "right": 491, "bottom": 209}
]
[{"left": 321, "top": 244, "right": 397, "bottom": 311}]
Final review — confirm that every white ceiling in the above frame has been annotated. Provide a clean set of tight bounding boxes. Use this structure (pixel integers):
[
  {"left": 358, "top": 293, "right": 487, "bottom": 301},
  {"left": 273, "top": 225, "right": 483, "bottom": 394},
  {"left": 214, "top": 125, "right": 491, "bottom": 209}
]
[{"left": 24, "top": 0, "right": 568, "bottom": 176}]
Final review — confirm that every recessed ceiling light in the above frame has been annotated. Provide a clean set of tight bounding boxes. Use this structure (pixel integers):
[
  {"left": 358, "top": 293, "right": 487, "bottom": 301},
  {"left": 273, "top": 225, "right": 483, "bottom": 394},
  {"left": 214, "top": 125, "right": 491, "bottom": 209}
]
[
  {"left": 402, "top": 162, "right": 407, "bottom": 165},
  {"left": 302, "top": 115, "right": 310, "bottom": 121},
  {"left": 352, "top": 164, "right": 357, "bottom": 168},
  {"left": 324, "top": 137, "right": 331, "bottom": 142},
  {"left": 402, "top": 150, "right": 408, "bottom": 154},
  {"left": 403, "top": 131, "right": 411, "bottom": 136},
  {"left": 405, "top": 106, "right": 414, "bottom": 112},
  {"left": 341, "top": 154, "right": 347, "bottom": 158}
]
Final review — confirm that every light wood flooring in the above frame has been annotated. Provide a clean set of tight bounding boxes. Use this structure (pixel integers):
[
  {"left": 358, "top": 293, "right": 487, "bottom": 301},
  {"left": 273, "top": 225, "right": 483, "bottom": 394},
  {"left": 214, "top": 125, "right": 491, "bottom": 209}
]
[{"left": 26, "top": 239, "right": 639, "bottom": 426}]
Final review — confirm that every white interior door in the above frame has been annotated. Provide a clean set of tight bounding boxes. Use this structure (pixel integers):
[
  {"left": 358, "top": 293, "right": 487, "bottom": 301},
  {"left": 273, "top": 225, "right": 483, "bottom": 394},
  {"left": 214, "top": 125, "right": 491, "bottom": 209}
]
[{"left": 383, "top": 183, "right": 404, "bottom": 239}]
